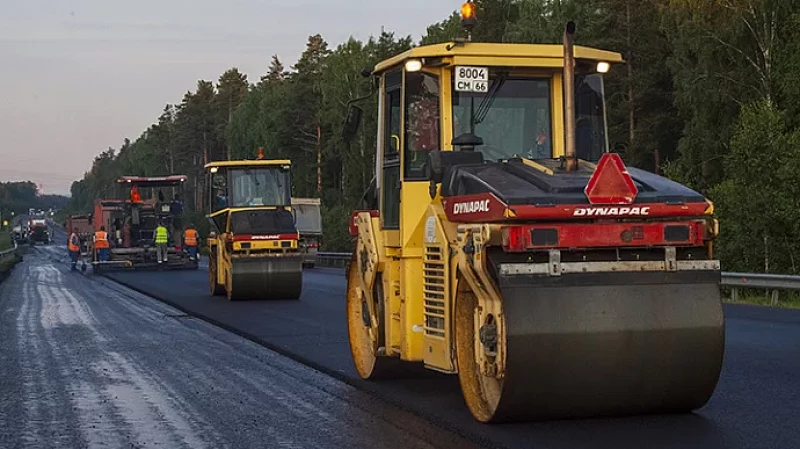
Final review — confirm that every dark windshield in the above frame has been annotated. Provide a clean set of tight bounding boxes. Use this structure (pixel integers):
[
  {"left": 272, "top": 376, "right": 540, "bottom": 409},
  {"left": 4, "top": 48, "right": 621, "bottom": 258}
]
[
  {"left": 230, "top": 167, "right": 290, "bottom": 207},
  {"left": 452, "top": 76, "right": 552, "bottom": 161}
]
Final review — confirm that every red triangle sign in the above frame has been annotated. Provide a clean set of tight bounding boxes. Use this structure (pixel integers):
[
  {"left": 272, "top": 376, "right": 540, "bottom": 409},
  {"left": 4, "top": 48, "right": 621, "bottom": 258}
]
[{"left": 584, "top": 153, "right": 638, "bottom": 205}]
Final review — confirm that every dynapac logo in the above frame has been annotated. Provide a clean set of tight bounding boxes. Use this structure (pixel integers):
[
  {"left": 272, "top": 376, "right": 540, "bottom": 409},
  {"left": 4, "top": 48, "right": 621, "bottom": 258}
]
[
  {"left": 453, "top": 199, "right": 490, "bottom": 215},
  {"left": 252, "top": 235, "right": 281, "bottom": 240},
  {"left": 573, "top": 206, "right": 650, "bottom": 217}
]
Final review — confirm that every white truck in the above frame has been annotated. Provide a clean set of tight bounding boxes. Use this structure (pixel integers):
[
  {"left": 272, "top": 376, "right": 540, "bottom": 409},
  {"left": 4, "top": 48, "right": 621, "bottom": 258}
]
[{"left": 291, "top": 198, "right": 322, "bottom": 268}]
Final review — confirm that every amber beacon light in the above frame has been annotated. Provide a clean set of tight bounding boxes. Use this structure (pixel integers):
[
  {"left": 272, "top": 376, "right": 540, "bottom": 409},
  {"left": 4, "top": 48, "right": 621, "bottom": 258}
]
[{"left": 461, "top": 1, "right": 476, "bottom": 30}]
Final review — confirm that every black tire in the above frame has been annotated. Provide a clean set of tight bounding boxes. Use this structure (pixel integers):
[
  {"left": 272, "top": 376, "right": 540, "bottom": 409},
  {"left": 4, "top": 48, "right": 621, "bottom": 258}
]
[{"left": 208, "top": 249, "right": 225, "bottom": 296}]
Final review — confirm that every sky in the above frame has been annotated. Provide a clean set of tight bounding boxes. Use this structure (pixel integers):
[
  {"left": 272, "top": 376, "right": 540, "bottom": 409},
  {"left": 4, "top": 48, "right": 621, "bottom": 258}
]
[{"left": 0, "top": 0, "right": 458, "bottom": 196}]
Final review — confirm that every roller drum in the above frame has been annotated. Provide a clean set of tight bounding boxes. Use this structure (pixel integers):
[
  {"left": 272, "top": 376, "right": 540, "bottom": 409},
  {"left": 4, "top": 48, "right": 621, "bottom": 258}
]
[
  {"left": 229, "top": 255, "right": 302, "bottom": 300},
  {"left": 467, "top": 269, "right": 724, "bottom": 422}
]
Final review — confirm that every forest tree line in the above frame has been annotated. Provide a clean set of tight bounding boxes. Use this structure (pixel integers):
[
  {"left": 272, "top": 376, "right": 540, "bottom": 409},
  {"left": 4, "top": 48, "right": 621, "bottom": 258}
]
[
  {"left": 0, "top": 181, "right": 68, "bottom": 220},
  {"left": 66, "top": 0, "right": 800, "bottom": 274}
]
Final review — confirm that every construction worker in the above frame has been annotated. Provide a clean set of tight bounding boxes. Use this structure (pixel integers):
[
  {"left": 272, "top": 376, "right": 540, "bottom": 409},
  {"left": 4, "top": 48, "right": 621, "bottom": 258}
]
[
  {"left": 216, "top": 187, "right": 227, "bottom": 210},
  {"left": 183, "top": 224, "right": 199, "bottom": 261},
  {"left": 68, "top": 228, "right": 81, "bottom": 271},
  {"left": 94, "top": 226, "right": 110, "bottom": 261},
  {"left": 155, "top": 220, "right": 169, "bottom": 265}
]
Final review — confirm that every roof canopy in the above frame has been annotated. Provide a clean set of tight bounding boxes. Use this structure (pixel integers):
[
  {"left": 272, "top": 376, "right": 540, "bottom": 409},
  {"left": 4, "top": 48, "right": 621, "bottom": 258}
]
[
  {"left": 117, "top": 175, "right": 188, "bottom": 187},
  {"left": 373, "top": 42, "right": 624, "bottom": 74},
  {"left": 204, "top": 160, "right": 291, "bottom": 170}
]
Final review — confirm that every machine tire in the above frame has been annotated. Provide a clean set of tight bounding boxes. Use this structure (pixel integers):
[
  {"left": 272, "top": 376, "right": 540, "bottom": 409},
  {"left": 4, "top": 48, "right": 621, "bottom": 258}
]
[
  {"left": 455, "top": 289, "right": 504, "bottom": 423},
  {"left": 346, "top": 256, "right": 408, "bottom": 379},
  {"left": 208, "top": 249, "right": 225, "bottom": 296}
]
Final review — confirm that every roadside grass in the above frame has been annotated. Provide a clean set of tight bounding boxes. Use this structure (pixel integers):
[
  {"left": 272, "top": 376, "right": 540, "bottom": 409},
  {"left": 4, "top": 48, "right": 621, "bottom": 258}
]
[
  {"left": 0, "top": 232, "right": 12, "bottom": 251},
  {"left": 0, "top": 232, "right": 20, "bottom": 277},
  {"left": 723, "top": 289, "right": 800, "bottom": 310},
  {"left": 0, "top": 256, "right": 17, "bottom": 274}
]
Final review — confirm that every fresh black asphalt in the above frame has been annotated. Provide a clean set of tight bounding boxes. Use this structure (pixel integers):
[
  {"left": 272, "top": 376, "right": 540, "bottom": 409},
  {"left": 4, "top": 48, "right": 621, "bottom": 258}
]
[
  {"left": 105, "top": 263, "right": 800, "bottom": 449},
  {"left": 0, "top": 240, "right": 478, "bottom": 449}
]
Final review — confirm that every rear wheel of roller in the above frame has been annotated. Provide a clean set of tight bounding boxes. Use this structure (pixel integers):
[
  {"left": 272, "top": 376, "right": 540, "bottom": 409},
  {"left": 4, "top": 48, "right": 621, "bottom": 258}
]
[
  {"left": 346, "top": 256, "right": 405, "bottom": 379},
  {"left": 208, "top": 250, "right": 225, "bottom": 296},
  {"left": 225, "top": 267, "right": 235, "bottom": 301},
  {"left": 455, "top": 290, "right": 504, "bottom": 423}
]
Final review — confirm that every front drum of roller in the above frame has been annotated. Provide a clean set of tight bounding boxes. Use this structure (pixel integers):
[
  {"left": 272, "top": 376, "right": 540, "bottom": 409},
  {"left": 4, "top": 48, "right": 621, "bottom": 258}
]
[
  {"left": 229, "top": 255, "right": 303, "bottom": 300},
  {"left": 457, "top": 269, "right": 725, "bottom": 422}
]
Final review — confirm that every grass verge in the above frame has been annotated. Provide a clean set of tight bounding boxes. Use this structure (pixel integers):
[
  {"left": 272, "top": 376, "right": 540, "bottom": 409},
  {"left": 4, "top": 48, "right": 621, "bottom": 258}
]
[
  {"left": 0, "top": 232, "right": 12, "bottom": 251},
  {"left": 723, "top": 290, "right": 800, "bottom": 309}
]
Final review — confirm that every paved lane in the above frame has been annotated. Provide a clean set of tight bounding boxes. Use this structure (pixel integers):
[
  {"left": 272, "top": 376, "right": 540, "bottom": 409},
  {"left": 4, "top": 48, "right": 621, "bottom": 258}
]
[
  {"left": 106, "top": 263, "right": 800, "bottom": 449},
  {"left": 0, "top": 244, "right": 478, "bottom": 449}
]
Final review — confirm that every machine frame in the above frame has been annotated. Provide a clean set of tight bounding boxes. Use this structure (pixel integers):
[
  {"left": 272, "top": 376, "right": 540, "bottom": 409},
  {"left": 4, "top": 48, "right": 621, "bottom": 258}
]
[
  {"left": 345, "top": 6, "right": 723, "bottom": 423},
  {"left": 205, "top": 159, "right": 303, "bottom": 300},
  {"left": 87, "top": 175, "right": 197, "bottom": 271}
]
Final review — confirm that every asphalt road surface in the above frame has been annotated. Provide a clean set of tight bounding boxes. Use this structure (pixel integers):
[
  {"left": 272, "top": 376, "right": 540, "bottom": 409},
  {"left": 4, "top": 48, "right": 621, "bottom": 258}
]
[
  {"left": 105, "top": 261, "right": 800, "bottom": 449},
  {"left": 0, "top": 242, "right": 479, "bottom": 449}
]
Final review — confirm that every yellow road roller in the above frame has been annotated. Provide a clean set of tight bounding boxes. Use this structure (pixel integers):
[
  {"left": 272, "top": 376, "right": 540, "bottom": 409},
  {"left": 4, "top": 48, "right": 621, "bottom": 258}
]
[
  {"left": 344, "top": 3, "right": 724, "bottom": 423},
  {"left": 205, "top": 159, "right": 302, "bottom": 300}
]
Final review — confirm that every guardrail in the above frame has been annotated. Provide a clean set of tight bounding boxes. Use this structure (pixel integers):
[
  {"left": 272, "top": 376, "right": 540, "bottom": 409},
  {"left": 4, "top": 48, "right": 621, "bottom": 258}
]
[
  {"left": 316, "top": 252, "right": 351, "bottom": 269},
  {"left": 316, "top": 253, "right": 800, "bottom": 306},
  {"left": 721, "top": 272, "right": 800, "bottom": 306}
]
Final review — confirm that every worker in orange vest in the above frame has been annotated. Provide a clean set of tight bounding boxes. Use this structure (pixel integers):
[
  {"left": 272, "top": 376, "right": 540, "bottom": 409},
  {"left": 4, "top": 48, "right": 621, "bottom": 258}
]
[
  {"left": 94, "top": 226, "right": 110, "bottom": 261},
  {"left": 183, "top": 224, "right": 199, "bottom": 261},
  {"left": 68, "top": 228, "right": 81, "bottom": 271}
]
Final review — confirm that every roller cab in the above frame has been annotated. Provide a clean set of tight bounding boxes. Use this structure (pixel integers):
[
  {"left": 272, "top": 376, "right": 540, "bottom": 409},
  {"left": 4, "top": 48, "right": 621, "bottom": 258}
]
[
  {"left": 205, "top": 159, "right": 302, "bottom": 300},
  {"left": 345, "top": 2, "right": 723, "bottom": 423}
]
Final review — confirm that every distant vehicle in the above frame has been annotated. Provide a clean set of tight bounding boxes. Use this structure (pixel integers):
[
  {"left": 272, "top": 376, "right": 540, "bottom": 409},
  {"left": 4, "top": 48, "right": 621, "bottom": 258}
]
[
  {"left": 28, "top": 217, "right": 50, "bottom": 245},
  {"left": 292, "top": 197, "right": 322, "bottom": 268}
]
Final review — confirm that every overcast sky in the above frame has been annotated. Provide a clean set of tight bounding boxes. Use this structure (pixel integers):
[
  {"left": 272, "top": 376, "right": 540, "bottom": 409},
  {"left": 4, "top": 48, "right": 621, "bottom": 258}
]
[{"left": 0, "top": 0, "right": 457, "bottom": 195}]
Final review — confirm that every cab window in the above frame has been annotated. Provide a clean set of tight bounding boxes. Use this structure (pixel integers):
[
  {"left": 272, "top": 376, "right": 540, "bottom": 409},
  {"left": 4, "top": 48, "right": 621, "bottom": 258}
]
[
  {"left": 404, "top": 72, "right": 440, "bottom": 180},
  {"left": 381, "top": 70, "right": 402, "bottom": 230},
  {"left": 452, "top": 75, "right": 552, "bottom": 161}
]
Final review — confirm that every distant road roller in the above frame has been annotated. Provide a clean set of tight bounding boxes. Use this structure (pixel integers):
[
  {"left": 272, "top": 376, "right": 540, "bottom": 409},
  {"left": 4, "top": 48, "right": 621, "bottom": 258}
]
[
  {"left": 205, "top": 159, "right": 302, "bottom": 300},
  {"left": 344, "top": 6, "right": 724, "bottom": 423}
]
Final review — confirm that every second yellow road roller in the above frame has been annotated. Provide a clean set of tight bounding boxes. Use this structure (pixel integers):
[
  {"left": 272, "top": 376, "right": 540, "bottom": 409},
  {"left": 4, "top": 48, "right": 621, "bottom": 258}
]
[
  {"left": 344, "top": 3, "right": 724, "bottom": 423},
  {"left": 205, "top": 158, "right": 302, "bottom": 300}
]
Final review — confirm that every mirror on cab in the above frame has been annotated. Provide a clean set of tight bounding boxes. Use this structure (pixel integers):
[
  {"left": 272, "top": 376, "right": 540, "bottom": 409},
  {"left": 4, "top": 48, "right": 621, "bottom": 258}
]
[{"left": 342, "top": 105, "right": 363, "bottom": 142}]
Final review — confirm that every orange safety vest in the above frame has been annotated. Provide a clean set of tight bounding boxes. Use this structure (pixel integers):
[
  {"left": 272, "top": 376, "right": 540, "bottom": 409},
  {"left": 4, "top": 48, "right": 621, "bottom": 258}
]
[
  {"left": 68, "top": 233, "right": 80, "bottom": 252},
  {"left": 94, "top": 231, "right": 110, "bottom": 249},
  {"left": 184, "top": 229, "right": 198, "bottom": 247}
]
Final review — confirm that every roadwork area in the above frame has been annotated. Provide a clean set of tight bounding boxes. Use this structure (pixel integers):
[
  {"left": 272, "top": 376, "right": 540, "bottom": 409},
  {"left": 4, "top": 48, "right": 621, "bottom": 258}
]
[
  {"left": 107, "top": 261, "right": 800, "bottom": 449},
  {"left": 0, "top": 244, "right": 477, "bottom": 449}
]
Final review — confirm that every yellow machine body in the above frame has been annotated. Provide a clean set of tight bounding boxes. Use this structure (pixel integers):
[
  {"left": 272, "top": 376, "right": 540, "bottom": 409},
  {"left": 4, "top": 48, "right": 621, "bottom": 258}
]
[
  {"left": 346, "top": 24, "right": 724, "bottom": 423},
  {"left": 205, "top": 159, "right": 303, "bottom": 300}
]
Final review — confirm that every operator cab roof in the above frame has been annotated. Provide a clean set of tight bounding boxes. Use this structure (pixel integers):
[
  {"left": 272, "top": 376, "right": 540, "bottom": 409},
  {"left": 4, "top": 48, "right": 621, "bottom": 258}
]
[
  {"left": 204, "top": 160, "right": 291, "bottom": 169},
  {"left": 372, "top": 42, "right": 624, "bottom": 74},
  {"left": 117, "top": 175, "right": 188, "bottom": 187}
]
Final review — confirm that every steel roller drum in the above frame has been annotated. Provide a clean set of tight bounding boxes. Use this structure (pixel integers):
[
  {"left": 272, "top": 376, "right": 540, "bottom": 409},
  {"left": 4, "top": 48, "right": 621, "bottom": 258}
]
[
  {"left": 484, "top": 269, "right": 724, "bottom": 422},
  {"left": 229, "top": 255, "right": 303, "bottom": 300}
]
